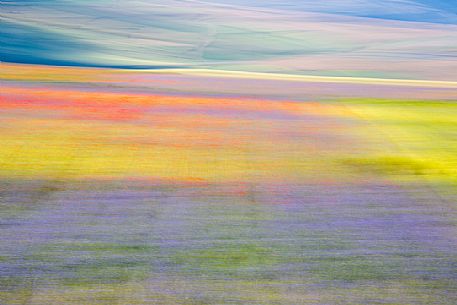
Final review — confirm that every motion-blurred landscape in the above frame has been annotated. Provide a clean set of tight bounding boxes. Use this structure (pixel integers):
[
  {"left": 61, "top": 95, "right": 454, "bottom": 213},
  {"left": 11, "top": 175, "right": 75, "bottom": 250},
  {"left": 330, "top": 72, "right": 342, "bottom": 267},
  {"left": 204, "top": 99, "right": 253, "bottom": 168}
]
[{"left": 1, "top": 1, "right": 457, "bottom": 304}]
